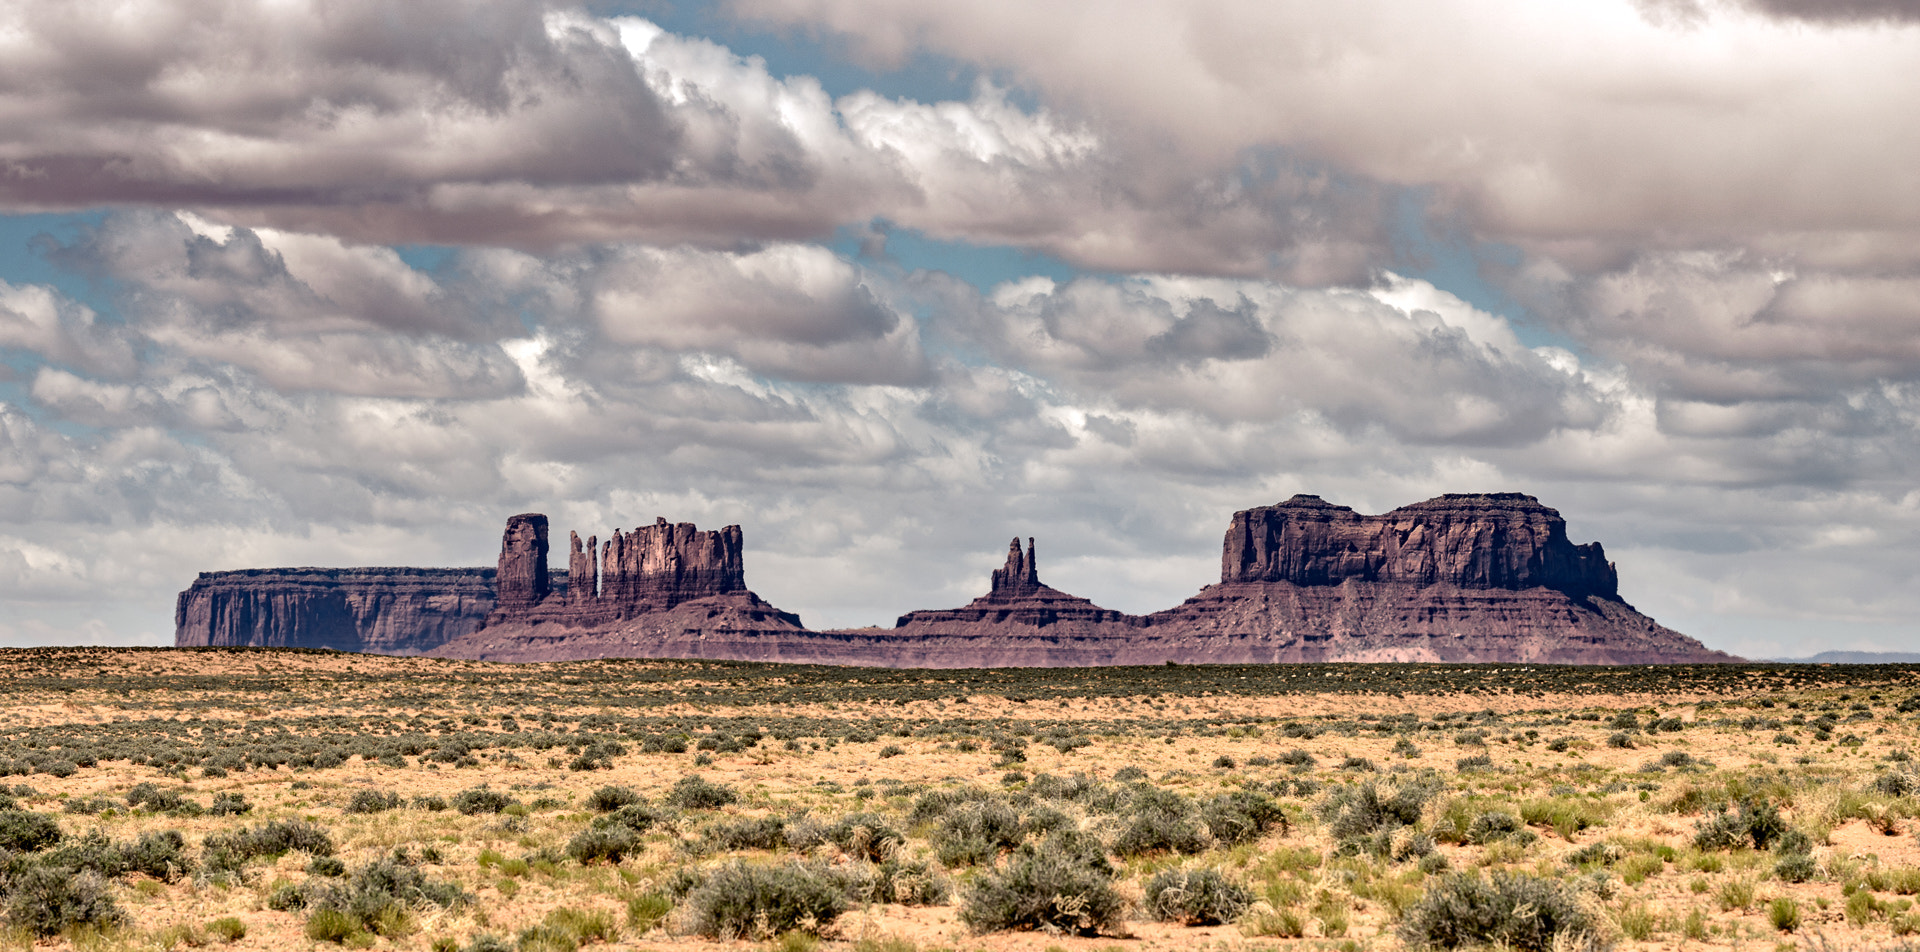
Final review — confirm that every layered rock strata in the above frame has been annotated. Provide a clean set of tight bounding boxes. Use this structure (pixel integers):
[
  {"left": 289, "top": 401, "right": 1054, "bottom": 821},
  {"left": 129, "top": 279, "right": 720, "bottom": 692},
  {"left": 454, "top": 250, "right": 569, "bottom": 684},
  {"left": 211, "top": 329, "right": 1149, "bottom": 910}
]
[
  {"left": 179, "top": 492, "right": 1739, "bottom": 666},
  {"left": 425, "top": 514, "right": 802, "bottom": 662},
  {"left": 173, "top": 567, "right": 501, "bottom": 655}
]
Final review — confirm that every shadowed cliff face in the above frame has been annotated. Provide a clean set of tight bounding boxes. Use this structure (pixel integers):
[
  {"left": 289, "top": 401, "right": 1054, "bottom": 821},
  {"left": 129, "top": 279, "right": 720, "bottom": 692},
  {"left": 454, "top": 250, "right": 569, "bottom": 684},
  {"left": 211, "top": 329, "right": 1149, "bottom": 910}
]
[
  {"left": 1222, "top": 493, "right": 1618, "bottom": 600},
  {"left": 183, "top": 493, "right": 1737, "bottom": 666},
  {"left": 173, "top": 567, "right": 500, "bottom": 654},
  {"left": 484, "top": 515, "right": 770, "bottom": 629}
]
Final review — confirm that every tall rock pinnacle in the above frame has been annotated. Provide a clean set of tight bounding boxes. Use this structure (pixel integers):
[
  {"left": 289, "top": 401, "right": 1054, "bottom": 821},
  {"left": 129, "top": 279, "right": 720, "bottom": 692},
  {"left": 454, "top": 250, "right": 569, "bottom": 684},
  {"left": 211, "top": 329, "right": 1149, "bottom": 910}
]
[
  {"left": 990, "top": 537, "right": 1041, "bottom": 595},
  {"left": 495, "top": 514, "right": 550, "bottom": 612}
]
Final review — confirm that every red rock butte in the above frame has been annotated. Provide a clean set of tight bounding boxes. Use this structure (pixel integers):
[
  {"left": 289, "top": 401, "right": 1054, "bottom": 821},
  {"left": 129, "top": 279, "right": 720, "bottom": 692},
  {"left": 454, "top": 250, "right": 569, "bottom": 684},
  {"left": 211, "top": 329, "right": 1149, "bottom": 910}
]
[{"left": 175, "top": 492, "right": 1739, "bottom": 665}]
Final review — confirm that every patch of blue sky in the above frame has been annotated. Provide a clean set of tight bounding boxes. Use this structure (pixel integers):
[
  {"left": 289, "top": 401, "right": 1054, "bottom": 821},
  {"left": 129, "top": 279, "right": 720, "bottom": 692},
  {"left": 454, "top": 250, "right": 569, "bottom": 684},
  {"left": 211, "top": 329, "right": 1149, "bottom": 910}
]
[
  {"left": 1386, "top": 189, "right": 1587, "bottom": 357},
  {"left": 835, "top": 221, "right": 1084, "bottom": 291},
  {"left": 605, "top": 1, "right": 1036, "bottom": 108},
  {"left": 0, "top": 211, "right": 114, "bottom": 316}
]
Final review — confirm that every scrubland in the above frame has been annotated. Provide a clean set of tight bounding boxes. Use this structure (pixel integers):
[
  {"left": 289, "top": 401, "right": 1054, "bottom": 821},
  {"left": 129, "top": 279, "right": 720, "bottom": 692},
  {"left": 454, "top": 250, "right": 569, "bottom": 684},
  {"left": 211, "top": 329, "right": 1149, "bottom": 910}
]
[{"left": 0, "top": 649, "right": 1917, "bottom": 951}]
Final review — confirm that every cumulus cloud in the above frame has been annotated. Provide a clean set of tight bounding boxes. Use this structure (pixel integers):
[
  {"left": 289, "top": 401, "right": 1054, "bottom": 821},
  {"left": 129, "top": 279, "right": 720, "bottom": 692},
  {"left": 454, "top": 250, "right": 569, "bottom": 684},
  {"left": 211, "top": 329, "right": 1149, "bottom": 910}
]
[
  {"left": 0, "top": 2, "right": 1385, "bottom": 280},
  {"left": 928, "top": 272, "right": 1608, "bottom": 445}
]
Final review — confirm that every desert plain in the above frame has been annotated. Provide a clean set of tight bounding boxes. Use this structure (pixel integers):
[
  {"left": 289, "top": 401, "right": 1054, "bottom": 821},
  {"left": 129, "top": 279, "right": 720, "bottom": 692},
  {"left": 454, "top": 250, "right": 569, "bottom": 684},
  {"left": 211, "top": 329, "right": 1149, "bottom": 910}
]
[{"left": 1, "top": 649, "right": 1918, "bottom": 951}]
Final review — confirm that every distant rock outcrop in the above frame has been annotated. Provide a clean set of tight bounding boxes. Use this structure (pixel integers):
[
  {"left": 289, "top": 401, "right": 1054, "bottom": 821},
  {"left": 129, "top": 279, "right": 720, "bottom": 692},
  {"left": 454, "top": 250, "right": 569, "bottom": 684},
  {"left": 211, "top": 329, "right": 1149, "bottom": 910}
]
[
  {"left": 177, "top": 492, "right": 1740, "bottom": 666},
  {"left": 174, "top": 567, "right": 498, "bottom": 655},
  {"left": 424, "top": 514, "right": 802, "bottom": 662},
  {"left": 1147, "top": 493, "right": 1730, "bottom": 664}
]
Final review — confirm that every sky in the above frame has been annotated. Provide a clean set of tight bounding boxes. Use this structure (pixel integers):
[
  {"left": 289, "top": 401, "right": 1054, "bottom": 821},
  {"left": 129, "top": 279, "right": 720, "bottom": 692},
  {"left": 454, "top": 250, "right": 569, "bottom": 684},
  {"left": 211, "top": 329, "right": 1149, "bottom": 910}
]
[{"left": 3, "top": 0, "right": 1920, "bottom": 659}]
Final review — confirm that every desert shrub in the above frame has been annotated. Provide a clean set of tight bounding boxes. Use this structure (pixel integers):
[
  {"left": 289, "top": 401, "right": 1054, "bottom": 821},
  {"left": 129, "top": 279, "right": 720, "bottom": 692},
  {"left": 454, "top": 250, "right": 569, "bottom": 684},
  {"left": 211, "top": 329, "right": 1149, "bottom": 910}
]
[
  {"left": 588, "top": 785, "right": 642, "bottom": 812},
  {"left": 1199, "top": 790, "right": 1287, "bottom": 847},
  {"left": 666, "top": 775, "right": 738, "bottom": 810},
  {"left": 566, "top": 825, "right": 638, "bottom": 865},
  {"left": 208, "top": 792, "right": 251, "bottom": 816},
  {"left": 411, "top": 795, "right": 448, "bottom": 811},
  {"left": 684, "top": 862, "right": 845, "bottom": 939},
  {"left": 860, "top": 857, "right": 950, "bottom": 906},
  {"left": 1399, "top": 870, "right": 1602, "bottom": 951},
  {"left": 1212, "top": 755, "right": 1237, "bottom": 769},
  {"left": 626, "top": 891, "right": 673, "bottom": 932},
  {"left": 824, "top": 813, "right": 905, "bottom": 861},
  {"left": 1875, "top": 769, "right": 1920, "bottom": 797},
  {"left": 1112, "top": 788, "right": 1208, "bottom": 857},
  {"left": 452, "top": 786, "right": 514, "bottom": 815},
  {"left": 308, "top": 856, "right": 347, "bottom": 877},
  {"left": 345, "top": 789, "right": 403, "bottom": 814},
  {"left": 934, "top": 799, "right": 1023, "bottom": 866},
  {"left": 709, "top": 815, "right": 789, "bottom": 852},
  {"left": 593, "top": 803, "right": 664, "bottom": 834},
  {"left": 1693, "top": 798, "right": 1787, "bottom": 851},
  {"left": 1278, "top": 748, "right": 1316, "bottom": 767},
  {"left": 1465, "top": 810, "right": 1528, "bottom": 845},
  {"left": 1770, "top": 896, "right": 1802, "bottom": 932},
  {"left": 1112, "top": 766, "right": 1147, "bottom": 782},
  {"left": 519, "top": 907, "right": 619, "bottom": 950},
  {"left": 204, "top": 819, "right": 334, "bottom": 871},
  {"left": 119, "top": 829, "right": 191, "bottom": 880},
  {"left": 3, "top": 866, "right": 124, "bottom": 936},
  {"left": 302, "top": 854, "right": 466, "bottom": 943},
  {"left": 1606, "top": 732, "right": 1636, "bottom": 749},
  {"left": 959, "top": 831, "right": 1125, "bottom": 936},
  {"left": 206, "top": 916, "right": 247, "bottom": 942},
  {"left": 1317, "top": 777, "right": 1441, "bottom": 841},
  {"left": 0, "top": 810, "right": 61, "bottom": 852},
  {"left": 1143, "top": 867, "right": 1251, "bottom": 925},
  {"left": 125, "top": 783, "right": 197, "bottom": 814},
  {"left": 1455, "top": 754, "right": 1494, "bottom": 771}
]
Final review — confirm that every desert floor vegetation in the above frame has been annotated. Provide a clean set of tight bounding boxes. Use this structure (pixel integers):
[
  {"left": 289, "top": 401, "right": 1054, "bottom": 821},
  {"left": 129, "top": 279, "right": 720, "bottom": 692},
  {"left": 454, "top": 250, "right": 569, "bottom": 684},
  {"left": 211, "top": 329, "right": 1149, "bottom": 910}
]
[{"left": 1, "top": 648, "right": 1919, "bottom": 950}]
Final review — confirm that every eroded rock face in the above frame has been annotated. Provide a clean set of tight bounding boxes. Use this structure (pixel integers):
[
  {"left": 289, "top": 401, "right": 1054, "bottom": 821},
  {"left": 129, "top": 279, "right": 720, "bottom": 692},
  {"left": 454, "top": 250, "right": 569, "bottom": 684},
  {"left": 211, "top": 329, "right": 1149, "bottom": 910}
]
[
  {"left": 173, "top": 567, "right": 499, "bottom": 655},
  {"left": 479, "top": 515, "right": 764, "bottom": 629},
  {"left": 182, "top": 493, "right": 1740, "bottom": 667},
  {"left": 1223, "top": 493, "right": 1617, "bottom": 598},
  {"left": 890, "top": 535, "right": 1137, "bottom": 630}
]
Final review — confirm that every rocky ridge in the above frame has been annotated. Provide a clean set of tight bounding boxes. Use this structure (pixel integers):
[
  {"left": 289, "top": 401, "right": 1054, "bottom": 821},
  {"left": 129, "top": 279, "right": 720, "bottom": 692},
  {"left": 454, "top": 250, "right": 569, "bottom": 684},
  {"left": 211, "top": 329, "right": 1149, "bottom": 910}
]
[{"left": 178, "top": 492, "right": 1739, "bottom": 665}]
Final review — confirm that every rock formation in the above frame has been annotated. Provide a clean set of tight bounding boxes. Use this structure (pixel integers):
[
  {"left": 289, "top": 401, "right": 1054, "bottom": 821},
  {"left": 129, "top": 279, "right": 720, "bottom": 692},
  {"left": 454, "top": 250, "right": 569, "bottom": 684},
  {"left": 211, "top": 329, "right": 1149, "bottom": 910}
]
[
  {"left": 173, "top": 567, "right": 500, "bottom": 655},
  {"left": 1146, "top": 493, "right": 1732, "bottom": 664},
  {"left": 177, "top": 492, "right": 1740, "bottom": 666},
  {"left": 423, "top": 514, "right": 802, "bottom": 662}
]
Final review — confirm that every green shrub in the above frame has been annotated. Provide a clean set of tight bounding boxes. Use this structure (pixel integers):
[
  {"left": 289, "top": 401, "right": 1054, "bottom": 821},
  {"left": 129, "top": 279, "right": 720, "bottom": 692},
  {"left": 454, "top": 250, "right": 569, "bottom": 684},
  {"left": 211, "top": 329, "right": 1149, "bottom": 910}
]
[
  {"left": 304, "top": 907, "right": 357, "bottom": 943},
  {"left": 452, "top": 786, "right": 514, "bottom": 815},
  {"left": 1317, "top": 777, "right": 1441, "bottom": 841},
  {"left": 206, "top": 916, "right": 247, "bottom": 942},
  {"left": 665, "top": 775, "right": 738, "bottom": 810},
  {"left": 824, "top": 813, "right": 905, "bottom": 862},
  {"left": 2, "top": 866, "right": 124, "bottom": 936},
  {"left": 862, "top": 857, "right": 950, "bottom": 906},
  {"left": 1693, "top": 798, "right": 1788, "bottom": 851},
  {"left": 203, "top": 819, "right": 335, "bottom": 872},
  {"left": 587, "top": 786, "right": 642, "bottom": 812},
  {"left": 959, "top": 831, "right": 1125, "bottom": 936},
  {"left": 625, "top": 891, "right": 672, "bottom": 932},
  {"left": 685, "top": 862, "right": 845, "bottom": 939},
  {"left": 208, "top": 792, "right": 251, "bottom": 816},
  {"left": 708, "top": 815, "right": 788, "bottom": 852},
  {"left": 1399, "top": 870, "right": 1603, "bottom": 951},
  {"left": 1199, "top": 790, "right": 1287, "bottom": 847},
  {"left": 0, "top": 810, "right": 62, "bottom": 852},
  {"left": 1111, "top": 789, "right": 1208, "bottom": 857},
  {"left": 345, "top": 789, "right": 402, "bottom": 814},
  {"left": 1143, "top": 867, "right": 1252, "bottom": 926},
  {"left": 934, "top": 799, "right": 1022, "bottom": 866},
  {"left": 1770, "top": 896, "right": 1801, "bottom": 932}
]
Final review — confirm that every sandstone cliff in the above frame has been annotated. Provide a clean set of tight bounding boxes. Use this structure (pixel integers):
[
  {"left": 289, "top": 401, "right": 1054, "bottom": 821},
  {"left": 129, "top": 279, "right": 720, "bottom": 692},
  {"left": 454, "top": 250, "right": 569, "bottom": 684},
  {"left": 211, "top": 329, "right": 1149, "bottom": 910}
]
[
  {"left": 178, "top": 492, "right": 1739, "bottom": 666},
  {"left": 424, "top": 513, "right": 803, "bottom": 662},
  {"left": 173, "top": 567, "right": 501, "bottom": 655}
]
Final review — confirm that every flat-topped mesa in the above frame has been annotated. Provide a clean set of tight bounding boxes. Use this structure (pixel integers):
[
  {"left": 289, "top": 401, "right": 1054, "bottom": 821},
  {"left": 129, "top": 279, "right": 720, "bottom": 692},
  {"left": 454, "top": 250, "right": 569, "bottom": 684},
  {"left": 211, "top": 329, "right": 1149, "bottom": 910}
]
[
  {"left": 485, "top": 513, "right": 758, "bottom": 627},
  {"left": 1222, "top": 492, "right": 1618, "bottom": 600}
]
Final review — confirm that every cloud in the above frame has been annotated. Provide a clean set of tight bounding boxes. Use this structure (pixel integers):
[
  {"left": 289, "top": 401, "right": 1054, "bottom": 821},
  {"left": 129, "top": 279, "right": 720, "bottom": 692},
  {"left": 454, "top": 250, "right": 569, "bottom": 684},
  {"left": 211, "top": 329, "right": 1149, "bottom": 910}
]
[
  {"left": 0, "top": 3, "right": 1387, "bottom": 280},
  {"left": 930, "top": 271, "right": 1609, "bottom": 445},
  {"left": 0, "top": 280, "right": 136, "bottom": 376}
]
